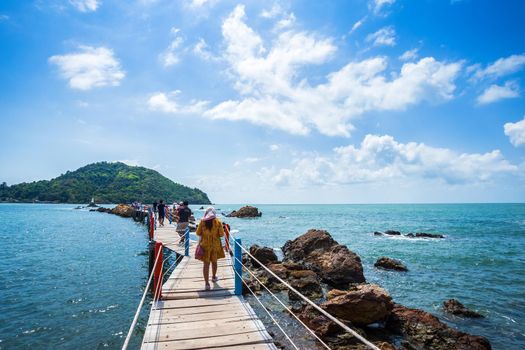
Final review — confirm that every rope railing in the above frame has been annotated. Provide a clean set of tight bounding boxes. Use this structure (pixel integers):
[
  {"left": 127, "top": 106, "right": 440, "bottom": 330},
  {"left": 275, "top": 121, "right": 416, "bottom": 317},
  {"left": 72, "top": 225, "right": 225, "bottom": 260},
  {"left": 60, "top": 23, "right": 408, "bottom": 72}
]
[
  {"left": 121, "top": 247, "right": 163, "bottom": 350},
  {"left": 227, "top": 233, "right": 381, "bottom": 350}
]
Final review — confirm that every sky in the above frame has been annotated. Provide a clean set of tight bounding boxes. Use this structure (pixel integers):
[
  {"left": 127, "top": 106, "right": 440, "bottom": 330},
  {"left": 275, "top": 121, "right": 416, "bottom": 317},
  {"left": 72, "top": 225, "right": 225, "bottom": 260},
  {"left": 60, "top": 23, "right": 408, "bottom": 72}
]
[{"left": 1, "top": 0, "right": 524, "bottom": 203}]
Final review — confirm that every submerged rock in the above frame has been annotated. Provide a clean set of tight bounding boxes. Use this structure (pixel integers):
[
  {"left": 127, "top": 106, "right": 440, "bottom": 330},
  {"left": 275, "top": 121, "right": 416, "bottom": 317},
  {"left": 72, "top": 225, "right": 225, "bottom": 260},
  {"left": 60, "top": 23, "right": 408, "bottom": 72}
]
[
  {"left": 249, "top": 244, "right": 278, "bottom": 267},
  {"left": 414, "top": 232, "right": 445, "bottom": 239},
  {"left": 443, "top": 299, "right": 484, "bottom": 318},
  {"left": 282, "top": 229, "right": 365, "bottom": 287},
  {"left": 374, "top": 257, "right": 408, "bottom": 272},
  {"left": 111, "top": 204, "right": 135, "bottom": 217},
  {"left": 387, "top": 304, "right": 491, "bottom": 350},
  {"left": 384, "top": 230, "right": 401, "bottom": 236},
  {"left": 226, "top": 205, "right": 262, "bottom": 218},
  {"left": 321, "top": 284, "right": 394, "bottom": 326}
]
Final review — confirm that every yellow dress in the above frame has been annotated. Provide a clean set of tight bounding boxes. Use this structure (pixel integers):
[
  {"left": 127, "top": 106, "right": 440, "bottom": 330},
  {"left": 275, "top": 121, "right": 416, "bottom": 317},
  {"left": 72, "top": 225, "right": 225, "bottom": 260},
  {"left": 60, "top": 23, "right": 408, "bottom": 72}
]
[{"left": 196, "top": 218, "right": 225, "bottom": 263}]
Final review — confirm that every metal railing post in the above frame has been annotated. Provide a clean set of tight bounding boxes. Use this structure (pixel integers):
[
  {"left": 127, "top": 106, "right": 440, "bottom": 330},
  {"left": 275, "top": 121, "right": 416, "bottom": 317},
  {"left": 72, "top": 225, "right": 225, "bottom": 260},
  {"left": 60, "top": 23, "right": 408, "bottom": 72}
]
[
  {"left": 234, "top": 237, "right": 242, "bottom": 295},
  {"left": 184, "top": 227, "right": 190, "bottom": 257}
]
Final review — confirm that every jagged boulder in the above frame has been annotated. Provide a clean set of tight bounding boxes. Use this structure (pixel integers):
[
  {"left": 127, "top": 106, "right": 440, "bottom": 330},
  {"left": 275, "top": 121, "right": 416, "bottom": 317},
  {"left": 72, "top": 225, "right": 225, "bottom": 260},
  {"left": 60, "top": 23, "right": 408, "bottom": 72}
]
[
  {"left": 443, "top": 299, "right": 484, "bottom": 318},
  {"left": 226, "top": 205, "right": 262, "bottom": 218},
  {"left": 249, "top": 244, "right": 278, "bottom": 267},
  {"left": 384, "top": 230, "right": 401, "bottom": 236},
  {"left": 111, "top": 204, "right": 134, "bottom": 217},
  {"left": 282, "top": 229, "right": 365, "bottom": 287},
  {"left": 287, "top": 269, "right": 323, "bottom": 301},
  {"left": 374, "top": 257, "right": 408, "bottom": 272},
  {"left": 321, "top": 284, "right": 394, "bottom": 325},
  {"left": 387, "top": 304, "right": 491, "bottom": 349}
]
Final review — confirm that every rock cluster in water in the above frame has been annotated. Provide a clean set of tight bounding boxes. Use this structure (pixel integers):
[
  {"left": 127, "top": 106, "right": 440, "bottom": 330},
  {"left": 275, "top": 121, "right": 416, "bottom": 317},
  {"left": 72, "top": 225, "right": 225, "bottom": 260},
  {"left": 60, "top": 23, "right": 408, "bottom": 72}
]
[
  {"left": 374, "top": 257, "right": 408, "bottom": 272},
  {"left": 243, "top": 229, "right": 490, "bottom": 350},
  {"left": 226, "top": 205, "right": 262, "bottom": 218},
  {"left": 443, "top": 299, "right": 484, "bottom": 318},
  {"left": 374, "top": 230, "right": 445, "bottom": 239}
]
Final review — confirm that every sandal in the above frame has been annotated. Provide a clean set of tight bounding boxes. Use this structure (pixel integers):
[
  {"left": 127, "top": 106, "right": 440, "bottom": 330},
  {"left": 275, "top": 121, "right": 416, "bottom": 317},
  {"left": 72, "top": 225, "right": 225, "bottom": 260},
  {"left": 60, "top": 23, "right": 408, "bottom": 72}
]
[
  {"left": 205, "top": 283, "right": 211, "bottom": 291},
  {"left": 211, "top": 276, "right": 219, "bottom": 282}
]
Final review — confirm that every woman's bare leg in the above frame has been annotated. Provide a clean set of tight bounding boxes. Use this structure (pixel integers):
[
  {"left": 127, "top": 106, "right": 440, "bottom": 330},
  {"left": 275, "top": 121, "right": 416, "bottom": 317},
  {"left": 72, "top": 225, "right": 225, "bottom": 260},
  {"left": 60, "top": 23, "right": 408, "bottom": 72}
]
[
  {"left": 212, "top": 261, "right": 218, "bottom": 279},
  {"left": 203, "top": 262, "right": 210, "bottom": 285}
]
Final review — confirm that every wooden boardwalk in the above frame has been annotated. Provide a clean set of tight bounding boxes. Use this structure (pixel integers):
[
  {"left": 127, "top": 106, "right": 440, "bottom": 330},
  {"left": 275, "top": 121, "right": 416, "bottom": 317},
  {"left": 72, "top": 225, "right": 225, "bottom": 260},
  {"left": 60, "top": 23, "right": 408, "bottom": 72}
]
[{"left": 141, "top": 222, "right": 277, "bottom": 350}]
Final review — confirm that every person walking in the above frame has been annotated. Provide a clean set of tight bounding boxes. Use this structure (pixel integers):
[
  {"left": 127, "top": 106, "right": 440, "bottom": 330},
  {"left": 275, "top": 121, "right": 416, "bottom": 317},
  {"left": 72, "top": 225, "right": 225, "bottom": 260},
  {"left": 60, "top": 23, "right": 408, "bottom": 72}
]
[
  {"left": 152, "top": 200, "right": 158, "bottom": 219},
  {"left": 157, "top": 200, "right": 166, "bottom": 226},
  {"left": 176, "top": 201, "right": 192, "bottom": 245},
  {"left": 196, "top": 207, "right": 225, "bottom": 290}
]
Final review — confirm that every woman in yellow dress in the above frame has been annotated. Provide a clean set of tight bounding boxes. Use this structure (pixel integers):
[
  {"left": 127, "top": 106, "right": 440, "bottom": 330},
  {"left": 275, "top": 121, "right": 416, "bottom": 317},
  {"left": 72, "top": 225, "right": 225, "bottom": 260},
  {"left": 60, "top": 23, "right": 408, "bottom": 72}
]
[{"left": 196, "top": 207, "right": 225, "bottom": 290}]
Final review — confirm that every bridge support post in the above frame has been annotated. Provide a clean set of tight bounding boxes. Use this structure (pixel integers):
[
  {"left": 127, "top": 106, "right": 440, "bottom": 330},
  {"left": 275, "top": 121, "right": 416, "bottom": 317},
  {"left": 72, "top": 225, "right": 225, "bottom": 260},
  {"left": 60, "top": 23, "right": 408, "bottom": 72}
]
[
  {"left": 149, "top": 213, "right": 154, "bottom": 240},
  {"left": 184, "top": 227, "right": 190, "bottom": 256},
  {"left": 234, "top": 237, "right": 242, "bottom": 296},
  {"left": 153, "top": 241, "right": 163, "bottom": 300}
]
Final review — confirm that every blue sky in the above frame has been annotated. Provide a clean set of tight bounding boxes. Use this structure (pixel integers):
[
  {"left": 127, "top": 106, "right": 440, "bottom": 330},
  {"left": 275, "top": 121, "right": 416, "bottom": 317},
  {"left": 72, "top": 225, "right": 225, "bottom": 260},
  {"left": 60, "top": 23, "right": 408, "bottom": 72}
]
[{"left": 1, "top": 0, "right": 524, "bottom": 203}]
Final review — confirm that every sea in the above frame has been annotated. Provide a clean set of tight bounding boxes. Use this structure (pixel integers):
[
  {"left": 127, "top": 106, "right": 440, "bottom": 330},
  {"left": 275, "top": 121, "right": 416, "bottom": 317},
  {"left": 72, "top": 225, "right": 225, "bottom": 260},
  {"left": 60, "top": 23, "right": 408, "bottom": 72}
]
[{"left": 0, "top": 203, "right": 524, "bottom": 349}]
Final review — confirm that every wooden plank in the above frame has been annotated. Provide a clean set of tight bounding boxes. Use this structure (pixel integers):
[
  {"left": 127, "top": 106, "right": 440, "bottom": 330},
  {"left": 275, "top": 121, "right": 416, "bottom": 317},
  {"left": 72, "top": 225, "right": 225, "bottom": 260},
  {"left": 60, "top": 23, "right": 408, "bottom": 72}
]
[
  {"left": 141, "top": 331, "right": 273, "bottom": 350},
  {"left": 162, "top": 289, "right": 235, "bottom": 300}
]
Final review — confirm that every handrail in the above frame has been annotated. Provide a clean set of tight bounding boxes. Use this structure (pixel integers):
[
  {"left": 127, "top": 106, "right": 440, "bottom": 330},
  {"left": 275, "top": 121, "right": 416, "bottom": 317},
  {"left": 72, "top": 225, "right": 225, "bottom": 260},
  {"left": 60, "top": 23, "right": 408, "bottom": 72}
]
[
  {"left": 121, "top": 247, "right": 163, "bottom": 350},
  {"left": 228, "top": 233, "right": 381, "bottom": 350}
]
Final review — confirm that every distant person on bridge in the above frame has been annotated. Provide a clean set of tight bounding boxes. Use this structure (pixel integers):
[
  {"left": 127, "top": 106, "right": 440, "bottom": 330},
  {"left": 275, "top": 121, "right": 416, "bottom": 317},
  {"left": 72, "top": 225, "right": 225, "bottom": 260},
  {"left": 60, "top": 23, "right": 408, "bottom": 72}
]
[
  {"left": 157, "top": 200, "right": 166, "bottom": 226},
  {"left": 176, "top": 201, "right": 192, "bottom": 245},
  {"left": 152, "top": 201, "right": 158, "bottom": 219},
  {"left": 196, "top": 207, "right": 225, "bottom": 290}
]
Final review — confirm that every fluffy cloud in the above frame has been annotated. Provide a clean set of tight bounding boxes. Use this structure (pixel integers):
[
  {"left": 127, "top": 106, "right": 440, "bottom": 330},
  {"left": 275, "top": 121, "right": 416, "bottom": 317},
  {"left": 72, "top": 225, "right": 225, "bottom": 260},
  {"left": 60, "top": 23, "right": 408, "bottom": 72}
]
[
  {"left": 366, "top": 26, "right": 396, "bottom": 46},
  {"left": 193, "top": 38, "right": 214, "bottom": 60},
  {"left": 477, "top": 81, "right": 520, "bottom": 104},
  {"left": 504, "top": 116, "right": 525, "bottom": 147},
  {"left": 269, "top": 134, "right": 517, "bottom": 187},
  {"left": 371, "top": 0, "right": 395, "bottom": 15},
  {"left": 399, "top": 48, "right": 419, "bottom": 61},
  {"left": 49, "top": 46, "right": 124, "bottom": 90},
  {"left": 160, "top": 28, "right": 184, "bottom": 67},
  {"left": 471, "top": 54, "right": 525, "bottom": 80},
  {"left": 148, "top": 91, "right": 209, "bottom": 114},
  {"left": 198, "top": 6, "right": 461, "bottom": 137},
  {"left": 69, "top": 0, "right": 99, "bottom": 12}
]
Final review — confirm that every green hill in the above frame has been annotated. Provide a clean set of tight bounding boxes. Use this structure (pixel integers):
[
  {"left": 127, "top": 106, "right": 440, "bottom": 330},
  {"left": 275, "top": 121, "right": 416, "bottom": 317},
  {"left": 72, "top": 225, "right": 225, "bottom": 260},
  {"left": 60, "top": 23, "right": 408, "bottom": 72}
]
[{"left": 0, "top": 162, "right": 211, "bottom": 204}]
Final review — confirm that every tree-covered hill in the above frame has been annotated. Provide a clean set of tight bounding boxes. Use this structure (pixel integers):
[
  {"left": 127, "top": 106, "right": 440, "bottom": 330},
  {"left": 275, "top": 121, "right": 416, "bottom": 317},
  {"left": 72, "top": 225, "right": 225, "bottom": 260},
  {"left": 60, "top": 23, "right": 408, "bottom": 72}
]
[{"left": 0, "top": 162, "right": 211, "bottom": 204}]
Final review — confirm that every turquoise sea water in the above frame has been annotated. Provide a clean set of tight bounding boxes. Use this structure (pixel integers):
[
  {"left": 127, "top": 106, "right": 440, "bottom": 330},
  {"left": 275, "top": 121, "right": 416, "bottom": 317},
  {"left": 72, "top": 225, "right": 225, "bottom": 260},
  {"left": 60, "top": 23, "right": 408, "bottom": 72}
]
[{"left": 1, "top": 203, "right": 524, "bottom": 349}]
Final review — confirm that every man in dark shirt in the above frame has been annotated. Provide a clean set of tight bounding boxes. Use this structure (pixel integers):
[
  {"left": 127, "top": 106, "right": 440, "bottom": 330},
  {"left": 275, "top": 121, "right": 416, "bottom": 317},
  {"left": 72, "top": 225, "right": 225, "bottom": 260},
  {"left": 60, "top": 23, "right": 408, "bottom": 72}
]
[
  {"left": 176, "top": 200, "right": 192, "bottom": 244},
  {"left": 157, "top": 200, "right": 166, "bottom": 227}
]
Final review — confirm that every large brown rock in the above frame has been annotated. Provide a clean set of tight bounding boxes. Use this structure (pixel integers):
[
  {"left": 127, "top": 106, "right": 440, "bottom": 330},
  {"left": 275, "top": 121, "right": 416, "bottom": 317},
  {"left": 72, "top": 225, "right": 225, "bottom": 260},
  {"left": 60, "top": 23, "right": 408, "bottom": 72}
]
[
  {"left": 264, "top": 262, "right": 323, "bottom": 300},
  {"left": 374, "top": 257, "right": 408, "bottom": 272},
  {"left": 226, "top": 205, "right": 262, "bottom": 218},
  {"left": 443, "top": 299, "right": 484, "bottom": 318},
  {"left": 321, "top": 284, "right": 393, "bottom": 326},
  {"left": 387, "top": 304, "right": 491, "bottom": 350},
  {"left": 249, "top": 244, "right": 278, "bottom": 267},
  {"left": 111, "top": 204, "right": 135, "bottom": 217},
  {"left": 282, "top": 229, "right": 365, "bottom": 287}
]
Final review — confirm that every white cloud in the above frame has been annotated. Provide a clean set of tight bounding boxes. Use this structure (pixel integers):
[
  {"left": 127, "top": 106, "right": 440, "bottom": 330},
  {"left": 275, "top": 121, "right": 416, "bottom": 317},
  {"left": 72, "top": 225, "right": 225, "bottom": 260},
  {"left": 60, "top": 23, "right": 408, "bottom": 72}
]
[
  {"left": 504, "top": 116, "right": 525, "bottom": 147},
  {"left": 49, "top": 46, "right": 125, "bottom": 90},
  {"left": 371, "top": 0, "right": 395, "bottom": 15},
  {"left": 69, "top": 0, "right": 100, "bottom": 12},
  {"left": 148, "top": 91, "right": 209, "bottom": 114},
  {"left": 193, "top": 38, "right": 213, "bottom": 60},
  {"left": 472, "top": 54, "right": 525, "bottom": 80},
  {"left": 366, "top": 26, "right": 396, "bottom": 46},
  {"left": 160, "top": 28, "right": 184, "bottom": 67},
  {"left": 399, "top": 48, "right": 419, "bottom": 61},
  {"left": 477, "top": 81, "right": 520, "bottom": 104},
  {"left": 269, "top": 134, "right": 517, "bottom": 187},
  {"left": 188, "top": 0, "right": 215, "bottom": 8},
  {"left": 349, "top": 18, "right": 365, "bottom": 34},
  {"left": 261, "top": 4, "right": 283, "bottom": 18},
  {"left": 270, "top": 144, "right": 280, "bottom": 151}
]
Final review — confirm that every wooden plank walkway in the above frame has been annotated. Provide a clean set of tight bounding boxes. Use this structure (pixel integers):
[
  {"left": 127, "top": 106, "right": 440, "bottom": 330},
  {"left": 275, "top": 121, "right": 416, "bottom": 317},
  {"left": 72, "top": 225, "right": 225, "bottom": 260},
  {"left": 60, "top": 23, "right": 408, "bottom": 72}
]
[{"left": 141, "top": 221, "right": 277, "bottom": 350}]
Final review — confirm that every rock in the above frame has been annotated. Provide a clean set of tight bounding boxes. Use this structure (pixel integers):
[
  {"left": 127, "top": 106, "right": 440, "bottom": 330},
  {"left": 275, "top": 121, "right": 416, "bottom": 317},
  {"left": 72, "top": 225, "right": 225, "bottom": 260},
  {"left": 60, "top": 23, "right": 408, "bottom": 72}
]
[
  {"left": 387, "top": 304, "right": 491, "bottom": 350},
  {"left": 374, "top": 257, "right": 408, "bottom": 272},
  {"left": 249, "top": 244, "right": 278, "bottom": 267},
  {"left": 296, "top": 305, "right": 341, "bottom": 338},
  {"left": 415, "top": 232, "right": 445, "bottom": 239},
  {"left": 74, "top": 206, "right": 83, "bottom": 210},
  {"left": 384, "top": 230, "right": 401, "bottom": 236},
  {"left": 287, "top": 269, "right": 323, "bottom": 300},
  {"left": 443, "top": 299, "right": 484, "bottom": 318},
  {"left": 111, "top": 204, "right": 135, "bottom": 217},
  {"left": 96, "top": 207, "right": 111, "bottom": 213},
  {"left": 374, "top": 231, "right": 383, "bottom": 236},
  {"left": 226, "top": 205, "right": 262, "bottom": 218},
  {"left": 282, "top": 229, "right": 365, "bottom": 287},
  {"left": 321, "top": 284, "right": 394, "bottom": 326},
  {"left": 199, "top": 206, "right": 204, "bottom": 210}
]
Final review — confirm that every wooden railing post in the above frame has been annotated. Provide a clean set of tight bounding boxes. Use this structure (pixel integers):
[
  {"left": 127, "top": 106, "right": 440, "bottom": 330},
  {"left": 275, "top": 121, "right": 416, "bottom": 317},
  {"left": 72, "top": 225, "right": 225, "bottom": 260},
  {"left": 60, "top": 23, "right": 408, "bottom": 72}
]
[
  {"left": 149, "top": 213, "right": 154, "bottom": 240},
  {"left": 234, "top": 237, "right": 242, "bottom": 296},
  {"left": 153, "top": 241, "right": 163, "bottom": 300}
]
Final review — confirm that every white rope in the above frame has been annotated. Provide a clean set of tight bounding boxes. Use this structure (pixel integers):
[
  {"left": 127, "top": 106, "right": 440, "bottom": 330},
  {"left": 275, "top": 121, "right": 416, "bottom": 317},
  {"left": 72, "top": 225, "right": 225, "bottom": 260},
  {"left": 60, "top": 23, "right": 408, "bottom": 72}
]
[
  {"left": 230, "top": 263, "right": 300, "bottom": 350},
  {"left": 121, "top": 248, "right": 162, "bottom": 350},
  {"left": 230, "top": 254, "right": 332, "bottom": 350},
  {"left": 230, "top": 236, "right": 380, "bottom": 350}
]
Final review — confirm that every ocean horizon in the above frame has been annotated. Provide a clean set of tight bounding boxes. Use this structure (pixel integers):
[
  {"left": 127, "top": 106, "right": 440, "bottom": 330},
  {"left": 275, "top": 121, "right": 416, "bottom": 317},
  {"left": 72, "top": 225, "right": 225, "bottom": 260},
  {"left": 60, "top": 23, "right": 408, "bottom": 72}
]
[{"left": 0, "top": 203, "right": 524, "bottom": 349}]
